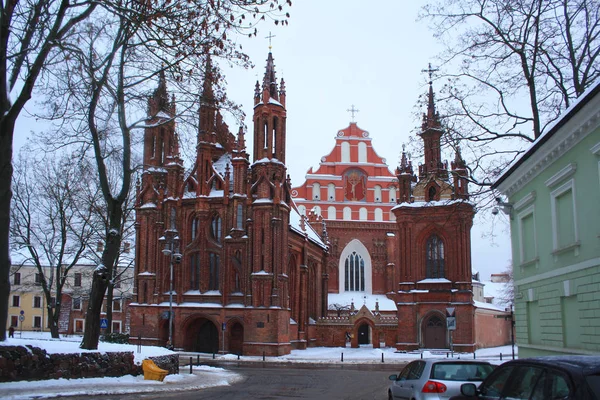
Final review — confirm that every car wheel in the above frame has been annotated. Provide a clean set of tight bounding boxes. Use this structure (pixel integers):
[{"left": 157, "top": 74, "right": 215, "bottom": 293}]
[{"left": 388, "top": 390, "right": 393, "bottom": 400}]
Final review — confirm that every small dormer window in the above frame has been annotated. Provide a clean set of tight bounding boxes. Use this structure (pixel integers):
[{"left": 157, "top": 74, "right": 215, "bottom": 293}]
[{"left": 428, "top": 186, "right": 437, "bottom": 202}]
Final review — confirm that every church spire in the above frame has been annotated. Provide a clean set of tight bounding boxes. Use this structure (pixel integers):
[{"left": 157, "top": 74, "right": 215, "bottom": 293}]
[
  {"left": 262, "top": 51, "right": 279, "bottom": 102},
  {"left": 418, "top": 64, "right": 446, "bottom": 179},
  {"left": 199, "top": 55, "right": 217, "bottom": 141}
]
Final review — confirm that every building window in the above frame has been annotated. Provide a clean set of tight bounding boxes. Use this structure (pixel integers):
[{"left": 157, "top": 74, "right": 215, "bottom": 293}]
[
  {"left": 359, "top": 207, "right": 368, "bottom": 221},
  {"left": 72, "top": 297, "right": 82, "bottom": 310},
  {"left": 97, "top": 241, "right": 104, "bottom": 252},
  {"left": 374, "top": 208, "right": 383, "bottom": 221},
  {"left": 389, "top": 211, "right": 396, "bottom": 221},
  {"left": 113, "top": 299, "right": 122, "bottom": 312},
  {"left": 10, "top": 315, "right": 18, "bottom": 327},
  {"left": 190, "top": 253, "right": 200, "bottom": 290},
  {"left": 518, "top": 206, "right": 537, "bottom": 265},
  {"left": 298, "top": 205, "right": 306, "bottom": 216},
  {"left": 344, "top": 251, "right": 365, "bottom": 291},
  {"left": 312, "top": 182, "right": 321, "bottom": 200},
  {"left": 210, "top": 215, "right": 222, "bottom": 243},
  {"left": 312, "top": 206, "right": 321, "bottom": 216},
  {"left": 426, "top": 235, "right": 445, "bottom": 279},
  {"left": 209, "top": 253, "right": 220, "bottom": 291},
  {"left": 328, "top": 206, "right": 336, "bottom": 220},
  {"left": 343, "top": 207, "right": 352, "bottom": 221},
  {"left": 374, "top": 185, "right": 382, "bottom": 203},
  {"left": 33, "top": 316, "right": 42, "bottom": 329},
  {"left": 389, "top": 186, "right": 397, "bottom": 203},
  {"left": 35, "top": 273, "right": 42, "bottom": 286},
  {"left": 112, "top": 321, "right": 122, "bottom": 333},
  {"left": 550, "top": 179, "right": 578, "bottom": 251},
  {"left": 191, "top": 217, "right": 199, "bottom": 240},
  {"left": 327, "top": 183, "right": 336, "bottom": 201},
  {"left": 74, "top": 273, "right": 82, "bottom": 287},
  {"left": 236, "top": 204, "right": 244, "bottom": 229},
  {"left": 12, "top": 295, "right": 20, "bottom": 307},
  {"left": 341, "top": 142, "right": 350, "bottom": 162},
  {"left": 74, "top": 319, "right": 84, "bottom": 333},
  {"left": 33, "top": 296, "right": 42, "bottom": 308},
  {"left": 358, "top": 142, "right": 367, "bottom": 163},
  {"left": 13, "top": 273, "right": 20, "bottom": 285}
]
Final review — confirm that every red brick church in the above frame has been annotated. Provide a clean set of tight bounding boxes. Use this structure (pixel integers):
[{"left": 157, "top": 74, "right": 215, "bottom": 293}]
[{"left": 129, "top": 51, "right": 511, "bottom": 355}]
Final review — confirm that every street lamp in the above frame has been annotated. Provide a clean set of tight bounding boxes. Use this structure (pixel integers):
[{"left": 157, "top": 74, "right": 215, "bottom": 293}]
[{"left": 159, "top": 230, "right": 181, "bottom": 349}]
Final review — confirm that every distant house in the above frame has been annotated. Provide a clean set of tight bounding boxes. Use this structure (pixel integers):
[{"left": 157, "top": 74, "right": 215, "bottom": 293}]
[{"left": 493, "top": 81, "right": 600, "bottom": 357}]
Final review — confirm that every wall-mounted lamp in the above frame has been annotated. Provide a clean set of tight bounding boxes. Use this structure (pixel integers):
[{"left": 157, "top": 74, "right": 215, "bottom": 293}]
[{"left": 492, "top": 197, "right": 513, "bottom": 216}]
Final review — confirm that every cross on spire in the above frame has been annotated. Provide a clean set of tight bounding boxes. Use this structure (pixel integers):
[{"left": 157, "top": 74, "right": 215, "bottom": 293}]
[
  {"left": 266, "top": 32, "right": 276, "bottom": 50},
  {"left": 421, "top": 63, "right": 439, "bottom": 84},
  {"left": 347, "top": 104, "right": 359, "bottom": 122}
]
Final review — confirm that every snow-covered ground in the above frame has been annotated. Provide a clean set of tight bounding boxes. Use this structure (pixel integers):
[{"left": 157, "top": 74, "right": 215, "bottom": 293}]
[{"left": 0, "top": 332, "right": 518, "bottom": 399}]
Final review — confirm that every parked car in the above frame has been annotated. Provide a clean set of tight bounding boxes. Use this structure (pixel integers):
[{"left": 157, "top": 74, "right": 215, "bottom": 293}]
[
  {"left": 388, "top": 359, "right": 495, "bottom": 400},
  {"left": 449, "top": 356, "right": 600, "bottom": 399}
]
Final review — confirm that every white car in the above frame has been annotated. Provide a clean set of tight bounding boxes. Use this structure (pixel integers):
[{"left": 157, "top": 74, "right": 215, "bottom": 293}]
[{"left": 388, "top": 359, "right": 495, "bottom": 400}]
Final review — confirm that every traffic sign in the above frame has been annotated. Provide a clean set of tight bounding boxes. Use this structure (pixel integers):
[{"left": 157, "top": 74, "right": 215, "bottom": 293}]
[
  {"left": 18, "top": 315, "right": 25, "bottom": 322},
  {"left": 446, "top": 307, "right": 455, "bottom": 317},
  {"left": 19, "top": 310, "right": 24, "bottom": 315},
  {"left": 447, "top": 316, "right": 456, "bottom": 331},
  {"left": 100, "top": 318, "right": 108, "bottom": 329}
]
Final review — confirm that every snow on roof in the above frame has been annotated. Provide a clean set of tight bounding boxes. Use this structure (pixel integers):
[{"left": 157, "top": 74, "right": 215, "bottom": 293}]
[
  {"left": 288, "top": 206, "right": 327, "bottom": 248},
  {"left": 328, "top": 292, "right": 397, "bottom": 311},
  {"left": 474, "top": 300, "right": 509, "bottom": 312},
  {"left": 392, "top": 198, "right": 473, "bottom": 210}
]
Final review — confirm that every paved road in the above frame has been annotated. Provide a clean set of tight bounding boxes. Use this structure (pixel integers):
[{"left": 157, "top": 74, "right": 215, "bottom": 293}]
[{"left": 59, "top": 364, "right": 404, "bottom": 400}]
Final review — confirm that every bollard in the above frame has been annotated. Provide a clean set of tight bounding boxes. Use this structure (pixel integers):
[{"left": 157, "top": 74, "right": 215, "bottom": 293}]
[
  {"left": 447, "top": 352, "right": 449, "bottom": 358},
  {"left": 197, "top": 355, "right": 200, "bottom": 366},
  {"left": 213, "top": 352, "right": 215, "bottom": 359},
  {"left": 238, "top": 353, "right": 240, "bottom": 360},
  {"left": 382, "top": 353, "right": 384, "bottom": 363},
  {"left": 263, "top": 351, "right": 265, "bottom": 362},
  {"left": 189, "top": 357, "right": 193, "bottom": 374},
  {"left": 473, "top": 353, "right": 476, "bottom": 359},
  {"left": 341, "top": 352, "right": 344, "bottom": 362},
  {"left": 500, "top": 353, "right": 503, "bottom": 361},
  {"left": 420, "top": 353, "right": 423, "bottom": 359}
]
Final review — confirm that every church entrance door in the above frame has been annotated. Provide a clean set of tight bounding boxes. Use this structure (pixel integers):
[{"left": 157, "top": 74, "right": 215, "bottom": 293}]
[
  {"left": 229, "top": 322, "right": 244, "bottom": 355},
  {"left": 185, "top": 318, "right": 219, "bottom": 353},
  {"left": 358, "top": 323, "right": 370, "bottom": 345},
  {"left": 423, "top": 315, "right": 446, "bottom": 349}
]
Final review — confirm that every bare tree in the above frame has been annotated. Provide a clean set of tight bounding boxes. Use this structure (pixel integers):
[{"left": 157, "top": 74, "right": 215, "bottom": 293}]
[
  {"left": 0, "top": 0, "right": 103, "bottom": 341},
  {"left": 10, "top": 151, "right": 96, "bottom": 338},
  {"left": 34, "top": 0, "right": 291, "bottom": 349},
  {"left": 419, "top": 0, "right": 600, "bottom": 196}
]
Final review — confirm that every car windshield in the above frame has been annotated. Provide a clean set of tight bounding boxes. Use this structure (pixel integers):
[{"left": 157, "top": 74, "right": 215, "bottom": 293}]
[{"left": 430, "top": 362, "right": 494, "bottom": 382}]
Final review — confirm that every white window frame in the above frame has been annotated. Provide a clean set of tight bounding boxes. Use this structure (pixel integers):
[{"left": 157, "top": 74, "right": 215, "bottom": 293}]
[
  {"left": 112, "top": 320, "right": 122, "bottom": 333},
  {"left": 74, "top": 318, "right": 85, "bottom": 333},
  {"left": 33, "top": 296, "right": 42, "bottom": 309},
  {"left": 517, "top": 204, "right": 538, "bottom": 266},
  {"left": 550, "top": 179, "right": 579, "bottom": 253},
  {"left": 72, "top": 297, "right": 82, "bottom": 311},
  {"left": 312, "top": 206, "right": 321, "bottom": 216},
  {"left": 343, "top": 207, "right": 352, "bottom": 221},
  {"left": 298, "top": 205, "right": 306, "bottom": 216},
  {"left": 33, "top": 315, "right": 42, "bottom": 329},
  {"left": 374, "top": 208, "right": 383, "bottom": 221},
  {"left": 373, "top": 185, "right": 382, "bottom": 203},
  {"left": 359, "top": 207, "right": 368, "bottom": 221},
  {"left": 338, "top": 239, "right": 373, "bottom": 294},
  {"left": 341, "top": 142, "right": 350, "bottom": 162},
  {"left": 12, "top": 295, "right": 20, "bottom": 307},
  {"left": 327, "top": 183, "right": 336, "bottom": 201},
  {"left": 389, "top": 211, "right": 396, "bottom": 221},
  {"left": 389, "top": 187, "right": 397, "bottom": 203},
  {"left": 358, "top": 142, "right": 367, "bottom": 163},
  {"left": 327, "top": 206, "right": 336, "bottom": 220},
  {"left": 312, "top": 182, "right": 321, "bottom": 200},
  {"left": 113, "top": 299, "right": 122, "bottom": 313}
]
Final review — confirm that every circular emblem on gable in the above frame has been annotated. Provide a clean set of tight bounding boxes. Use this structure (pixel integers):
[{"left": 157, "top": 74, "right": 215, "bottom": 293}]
[
  {"left": 337, "top": 131, "right": 345, "bottom": 137},
  {"left": 382, "top": 158, "right": 386, "bottom": 163},
  {"left": 362, "top": 131, "right": 369, "bottom": 138},
  {"left": 291, "top": 189, "right": 298, "bottom": 197},
  {"left": 321, "top": 156, "right": 327, "bottom": 162}
]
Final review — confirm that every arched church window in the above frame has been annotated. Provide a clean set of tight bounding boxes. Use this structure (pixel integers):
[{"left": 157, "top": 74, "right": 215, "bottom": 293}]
[
  {"left": 343, "top": 207, "right": 352, "bottom": 220},
  {"left": 191, "top": 217, "right": 199, "bottom": 240},
  {"left": 209, "top": 253, "right": 220, "bottom": 291},
  {"left": 426, "top": 234, "right": 445, "bottom": 278},
  {"left": 389, "top": 211, "right": 396, "bottom": 221},
  {"left": 328, "top": 183, "right": 336, "bottom": 201},
  {"left": 328, "top": 206, "right": 336, "bottom": 220},
  {"left": 210, "top": 215, "right": 222, "bottom": 243},
  {"left": 312, "top": 206, "right": 321, "bottom": 216},
  {"left": 358, "top": 142, "right": 367, "bottom": 163},
  {"left": 344, "top": 251, "right": 365, "bottom": 291},
  {"left": 170, "top": 207, "right": 176, "bottom": 230},
  {"left": 298, "top": 205, "right": 306, "bottom": 216},
  {"left": 374, "top": 185, "right": 382, "bottom": 203},
  {"left": 189, "top": 253, "right": 200, "bottom": 290},
  {"left": 272, "top": 117, "right": 278, "bottom": 157},
  {"left": 341, "top": 142, "right": 350, "bottom": 162},
  {"left": 312, "top": 182, "right": 321, "bottom": 200},
  {"left": 428, "top": 186, "right": 437, "bottom": 202},
  {"left": 374, "top": 208, "right": 383, "bottom": 221},
  {"left": 359, "top": 207, "right": 368, "bottom": 220},
  {"left": 236, "top": 204, "right": 244, "bottom": 229},
  {"left": 389, "top": 186, "right": 397, "bottom": 203}
]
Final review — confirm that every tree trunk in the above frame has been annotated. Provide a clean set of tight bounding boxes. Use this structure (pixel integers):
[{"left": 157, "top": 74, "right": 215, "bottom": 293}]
[
  {"left": 106, "top": 284, "right": 113, "bottom": 334},
  {"left": 0, "top": 118, "right": 15, "bottom": 342},
  {"left": 49, "top": 306, "right": 60, "bottom": 339}
]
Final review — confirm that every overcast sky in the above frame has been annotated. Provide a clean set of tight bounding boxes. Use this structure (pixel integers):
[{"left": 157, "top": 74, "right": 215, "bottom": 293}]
[{"left": 14, "top": 0, "right": 512, "bottom": 281}]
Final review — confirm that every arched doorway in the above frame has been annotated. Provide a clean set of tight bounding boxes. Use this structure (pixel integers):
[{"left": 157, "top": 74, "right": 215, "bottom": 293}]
[
  {"left": 422, "top": 314, "right": 446, "bottom": 349},
  {"left": 185, "top": 318, "right": 219, "bottom": 353},
  {"left": 358, "top": 323, "right": 370, "bottom": 345},
  {"left": 229, "top": 322, "right": 244, "bottom": 355}
]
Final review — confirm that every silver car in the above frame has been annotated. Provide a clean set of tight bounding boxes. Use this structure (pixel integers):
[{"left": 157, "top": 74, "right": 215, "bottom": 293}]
[{"left": 388, "top": 359, "right": 495, "bottom": 400}]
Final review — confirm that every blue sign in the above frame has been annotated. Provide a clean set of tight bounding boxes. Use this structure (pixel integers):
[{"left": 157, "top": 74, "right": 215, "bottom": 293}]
[
  {"left": 19, "top": 310, "right": 24, "bottom": 315},
  {"left": 100, "top": 318, "right": 108, "bottom": 329}
]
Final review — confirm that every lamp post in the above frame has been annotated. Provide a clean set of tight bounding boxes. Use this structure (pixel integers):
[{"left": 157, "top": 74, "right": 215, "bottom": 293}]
[{"left": 160, "top": 230, "right": 181, "bottom": 349}]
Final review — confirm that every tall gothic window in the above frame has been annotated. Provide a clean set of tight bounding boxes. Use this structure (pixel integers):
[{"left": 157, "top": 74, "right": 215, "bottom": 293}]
[
  {"left": 236, "top": 204, "right": 243, "bottom": 229},
  {"left": 191, "top": 217, "right": 199, "bottom": 240},
  {"left": 426, "top": 235, "right": 445, "bottom": 278},
  {"left": 344, "top": 251, "right": 365, "bottom": 291},
  {"left": 211, "top": 215, "right": 222, "bottom": 243},
  {"left": 209, "top": 253, "right": 220, "bottom": 290},
  {"left": 190, "top": 253, "right": 200, "bottom": 290}
]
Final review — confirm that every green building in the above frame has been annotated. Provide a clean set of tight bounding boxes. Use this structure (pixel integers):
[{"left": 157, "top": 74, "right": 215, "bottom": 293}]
[{"left": 493, "top": 82, "right": 600, "bottom": 357}]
